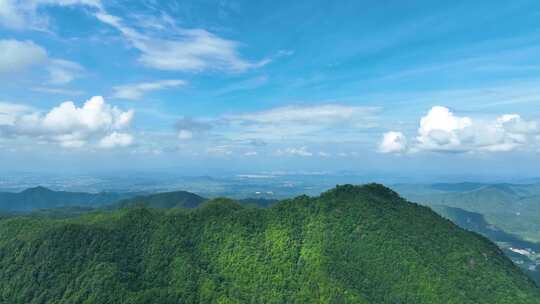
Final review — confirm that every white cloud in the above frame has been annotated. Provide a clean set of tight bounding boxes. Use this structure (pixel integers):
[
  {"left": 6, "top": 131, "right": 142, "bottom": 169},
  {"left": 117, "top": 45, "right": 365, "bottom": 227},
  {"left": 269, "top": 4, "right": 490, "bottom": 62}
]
[
  {"left": 206, "top": 145, "right": 233, "bottom": 156},
  {"left": 2, "top": 1, "right": 268, "bottom": 74},
  {"left": 223, "top": 104, "right": 379, "bottom": 142},
  {"left": 0, "top": 96, "right": 134, "bottom": 148},
  {"left": 318, "top": 151, "right": 330, "bottom": 157},
  {"left": 31, "top": 86, "right": 84, "bottom": 96},
  {"left": 231, "top": 104, "right": 373, "bottom": 124},
  {"left": 0, "top": 0, "right": 101, "bottom": 30},
  {"left": 175, "top": 117, "right": 213, "bottom": 141},
  {"left": 416, "top": 106, "right": 472, "bottom": 151},
  {"left": 276, "top": 146, "right": 313, "bottom": 157},
  {"left": 382, "top": 106, "right": 540, "bottom": 154},
  {"left": 47, "top": 59, "right": 83, "bottom": 85},
  {"left": 165, "top": 104, "right": 379, "bottom": 154},
  {"left": 0, "top": 39, "right": 47, "bottom": 73},
  {"left": 112, "top": 79, "right": 186, "bottom": 100},
  {"left": 93, "top": 10, "right": 268, "bottom": 72},
  {"left": 0, "top": 39, "right": 83, "bottom": 84},
  {"left": 379, "top": 131, "right": 407, "bottom": 153},
  {"left": 178, "top": 129, "right": 193, "bottom": 140},
  {"left": 0, "top": 102, "right": 34, "bottom": 125},
  {"left": 99, "top": 132, "right": 133, "bottom": 148},
  {"left": 0, "top": 0, "right": 41, "bottom": 29},
  {"left": 244, "top": 151, "right": 257, "bottom": 156}
]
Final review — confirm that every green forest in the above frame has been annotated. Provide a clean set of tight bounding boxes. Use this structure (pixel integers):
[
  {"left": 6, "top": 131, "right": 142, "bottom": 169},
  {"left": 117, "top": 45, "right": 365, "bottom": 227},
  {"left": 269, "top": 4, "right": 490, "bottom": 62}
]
[{"left": 0, "top": 184, "right": 538, "bottom": 303}]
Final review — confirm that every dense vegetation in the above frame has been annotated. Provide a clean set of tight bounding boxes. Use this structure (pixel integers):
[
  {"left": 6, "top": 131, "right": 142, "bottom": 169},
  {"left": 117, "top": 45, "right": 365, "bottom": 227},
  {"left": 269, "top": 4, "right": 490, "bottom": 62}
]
[
  {"left": 0, "top": 184, "right": 538, "bottom": 303},
  {"left": 114, "top": 190, "right": 205, "bottom": 209},
  {"left": 394, "top": 183, "right": 540, "bottom": 242},
  {"left": 0, "top": 186, "right": 138, "bottom": 212},
  {"left": 432, "top": 205, "right": 540, "bottom": 285}
]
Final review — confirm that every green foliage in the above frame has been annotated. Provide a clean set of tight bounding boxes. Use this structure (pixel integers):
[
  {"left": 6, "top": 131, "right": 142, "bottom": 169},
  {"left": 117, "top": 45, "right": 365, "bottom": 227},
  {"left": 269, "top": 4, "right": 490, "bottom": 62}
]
[
  {"left": 432, "top": 205, "right": 540, "bottom": 285},
  {"left": 395, "top": 183, "right": 540, "bottom": 242},
  {"left": 0, "top": 184, "right": 538, "bottom": 303},
  {"left": 114, "top": 191, "right": 205, "bottom": 209},
  {"left": 0, "top": 186, "right": 138, "bottom": 212}
]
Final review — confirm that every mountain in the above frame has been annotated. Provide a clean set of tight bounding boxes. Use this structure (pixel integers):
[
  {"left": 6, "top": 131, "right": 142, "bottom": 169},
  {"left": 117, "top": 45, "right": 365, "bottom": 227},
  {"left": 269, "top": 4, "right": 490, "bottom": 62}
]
[
  {"left": 114, "top": 190, "right": 206, "bottom": 209},
  {"left": 430, "top": 182, "right": 488, "bottom": 192},
  {"left": 0, "top": 186, "right": 139, "bottom": 212},
  {"left": 114, "top": 191, "right": 279, "bottom": 210},
  {"left": 0, "top": 184, "right": 538, "bottom": 303},
  {"left": 394, "top": 183, "right": 540, "bottom": 242},
  {"left": 235, "top": 197, "right": 278, "bottom": 208},
  {"left": 430, "top": 205, "right": 517, "bottom": 242},
  {"left": 432, "top": 205, "right": 540, "bottom": 284},
  {"left": 400, "top": 184, "right": 520, "bottom": 213}
]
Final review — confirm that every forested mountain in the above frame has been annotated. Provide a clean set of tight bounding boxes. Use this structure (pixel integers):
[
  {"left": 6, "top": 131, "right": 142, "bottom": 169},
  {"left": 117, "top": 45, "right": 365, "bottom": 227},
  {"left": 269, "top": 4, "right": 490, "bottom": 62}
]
[
  {"left": 0, "top": 186, "right": 272, "bottom": 213},
  {"left": 0, "top": 187, "right": 138, "bottom": 212},
  {"left": 112, "top": 191, "right": 280, "bottom": 210},
  {"left": 114, "top": 191, "right": 206, "bottom": 209},
  {"left": 432, "top": 205, "right": 540, "bottom": 284},
  {"left": 394, "top": 183, "right": 540, "bottom": 242},
  {"left": 0, "top": 184, "right": 538, "bottom": 303}
]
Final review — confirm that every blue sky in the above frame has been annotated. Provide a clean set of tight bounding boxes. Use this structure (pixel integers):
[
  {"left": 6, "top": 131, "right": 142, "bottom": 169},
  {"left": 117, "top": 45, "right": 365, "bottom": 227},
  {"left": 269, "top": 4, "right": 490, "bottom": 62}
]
[{"left": 1, "top": 0, "right": 540, "bottom": 178}]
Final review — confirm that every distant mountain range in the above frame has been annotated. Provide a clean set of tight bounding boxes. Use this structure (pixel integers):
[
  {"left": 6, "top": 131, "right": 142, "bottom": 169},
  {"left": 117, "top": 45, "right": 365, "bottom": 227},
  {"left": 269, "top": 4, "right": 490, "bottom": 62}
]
[
  {"left": 393, "top": 182, "right": 540, "bottom": 243},
  {"left": 1, "top": 184, "right": 538, "bottom": 303},
  {"left": 0, "top": 186, "right": 280, "bottom": 213},
  {"left": 432, "top": 205, "right": 540, "bottom": 284},
  {"left": 0, "top": 186, "right": 139, "bottom": 212}
]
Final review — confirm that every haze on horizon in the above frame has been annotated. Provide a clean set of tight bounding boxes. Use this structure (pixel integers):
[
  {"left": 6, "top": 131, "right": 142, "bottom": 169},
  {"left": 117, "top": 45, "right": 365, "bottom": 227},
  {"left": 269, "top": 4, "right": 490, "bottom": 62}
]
[{"left": 1, "top": 0, "right": 540, "bottom": 180}]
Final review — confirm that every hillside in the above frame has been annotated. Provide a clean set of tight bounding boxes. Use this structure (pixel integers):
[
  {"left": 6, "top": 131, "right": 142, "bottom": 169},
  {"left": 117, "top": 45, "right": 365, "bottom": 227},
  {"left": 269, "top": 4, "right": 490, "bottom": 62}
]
[
  {"left": 114, "top": 190, "right": 206, "bottom": 209},
  {"left": 0, "top": 187, "right": 138, "bottom": 212},
  {"left": 432, "top": 205, "right": 540, "bottom": 284},
  {"left": 394, "top": 183, "right": 540, "bottom": 242},
  {"left": 0, "top": 184, "right": 538, "bottom": 303}
]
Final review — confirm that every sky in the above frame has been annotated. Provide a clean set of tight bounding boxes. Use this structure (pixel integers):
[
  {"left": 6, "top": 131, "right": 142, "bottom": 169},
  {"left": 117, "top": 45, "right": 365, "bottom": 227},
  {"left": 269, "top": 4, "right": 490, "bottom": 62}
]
[{"left": 1, "top": 0, "right": 540, "bottom": 179}]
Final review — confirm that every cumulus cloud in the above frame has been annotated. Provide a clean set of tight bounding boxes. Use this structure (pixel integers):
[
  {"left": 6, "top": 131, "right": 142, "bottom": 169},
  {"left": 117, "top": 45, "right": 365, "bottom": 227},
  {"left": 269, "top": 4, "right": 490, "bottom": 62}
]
[
  {"left": 0, "top": 96, "right": 134, "bottom": 148},
  {"left": 112, "top": 79, "right": 186, "bottom": 100},
  {"left": 381, "top": 106, "right": 540, "bottom": 154},
  {"left": 379, "top": 131, "right": 407, "bottom": 153},
  {"left": 0, "top": 39, "right": 83, "bottom": 84},
  {"left": 416, "top": 106, "right": 472, "bottom": 151}
]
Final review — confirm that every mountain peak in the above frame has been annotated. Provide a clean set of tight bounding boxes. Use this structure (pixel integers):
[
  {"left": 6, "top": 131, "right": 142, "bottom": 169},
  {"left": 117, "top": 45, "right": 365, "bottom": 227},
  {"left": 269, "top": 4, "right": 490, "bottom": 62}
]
[
  {"left": 20, "top": 186, "right": 54, "bottom": 194},
  {"left": 323, "top": 183, "right": 402, "bottom": 201}
]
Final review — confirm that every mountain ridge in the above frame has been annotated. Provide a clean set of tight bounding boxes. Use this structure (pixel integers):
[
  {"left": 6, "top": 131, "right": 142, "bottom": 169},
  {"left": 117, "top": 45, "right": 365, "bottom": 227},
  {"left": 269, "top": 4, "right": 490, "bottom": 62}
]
[
  {"left": 0, "top": 184, "right": 538, "bottom": 303},
  {"left": 0, "top": 186, "right": 140, "bottom": 212}
]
